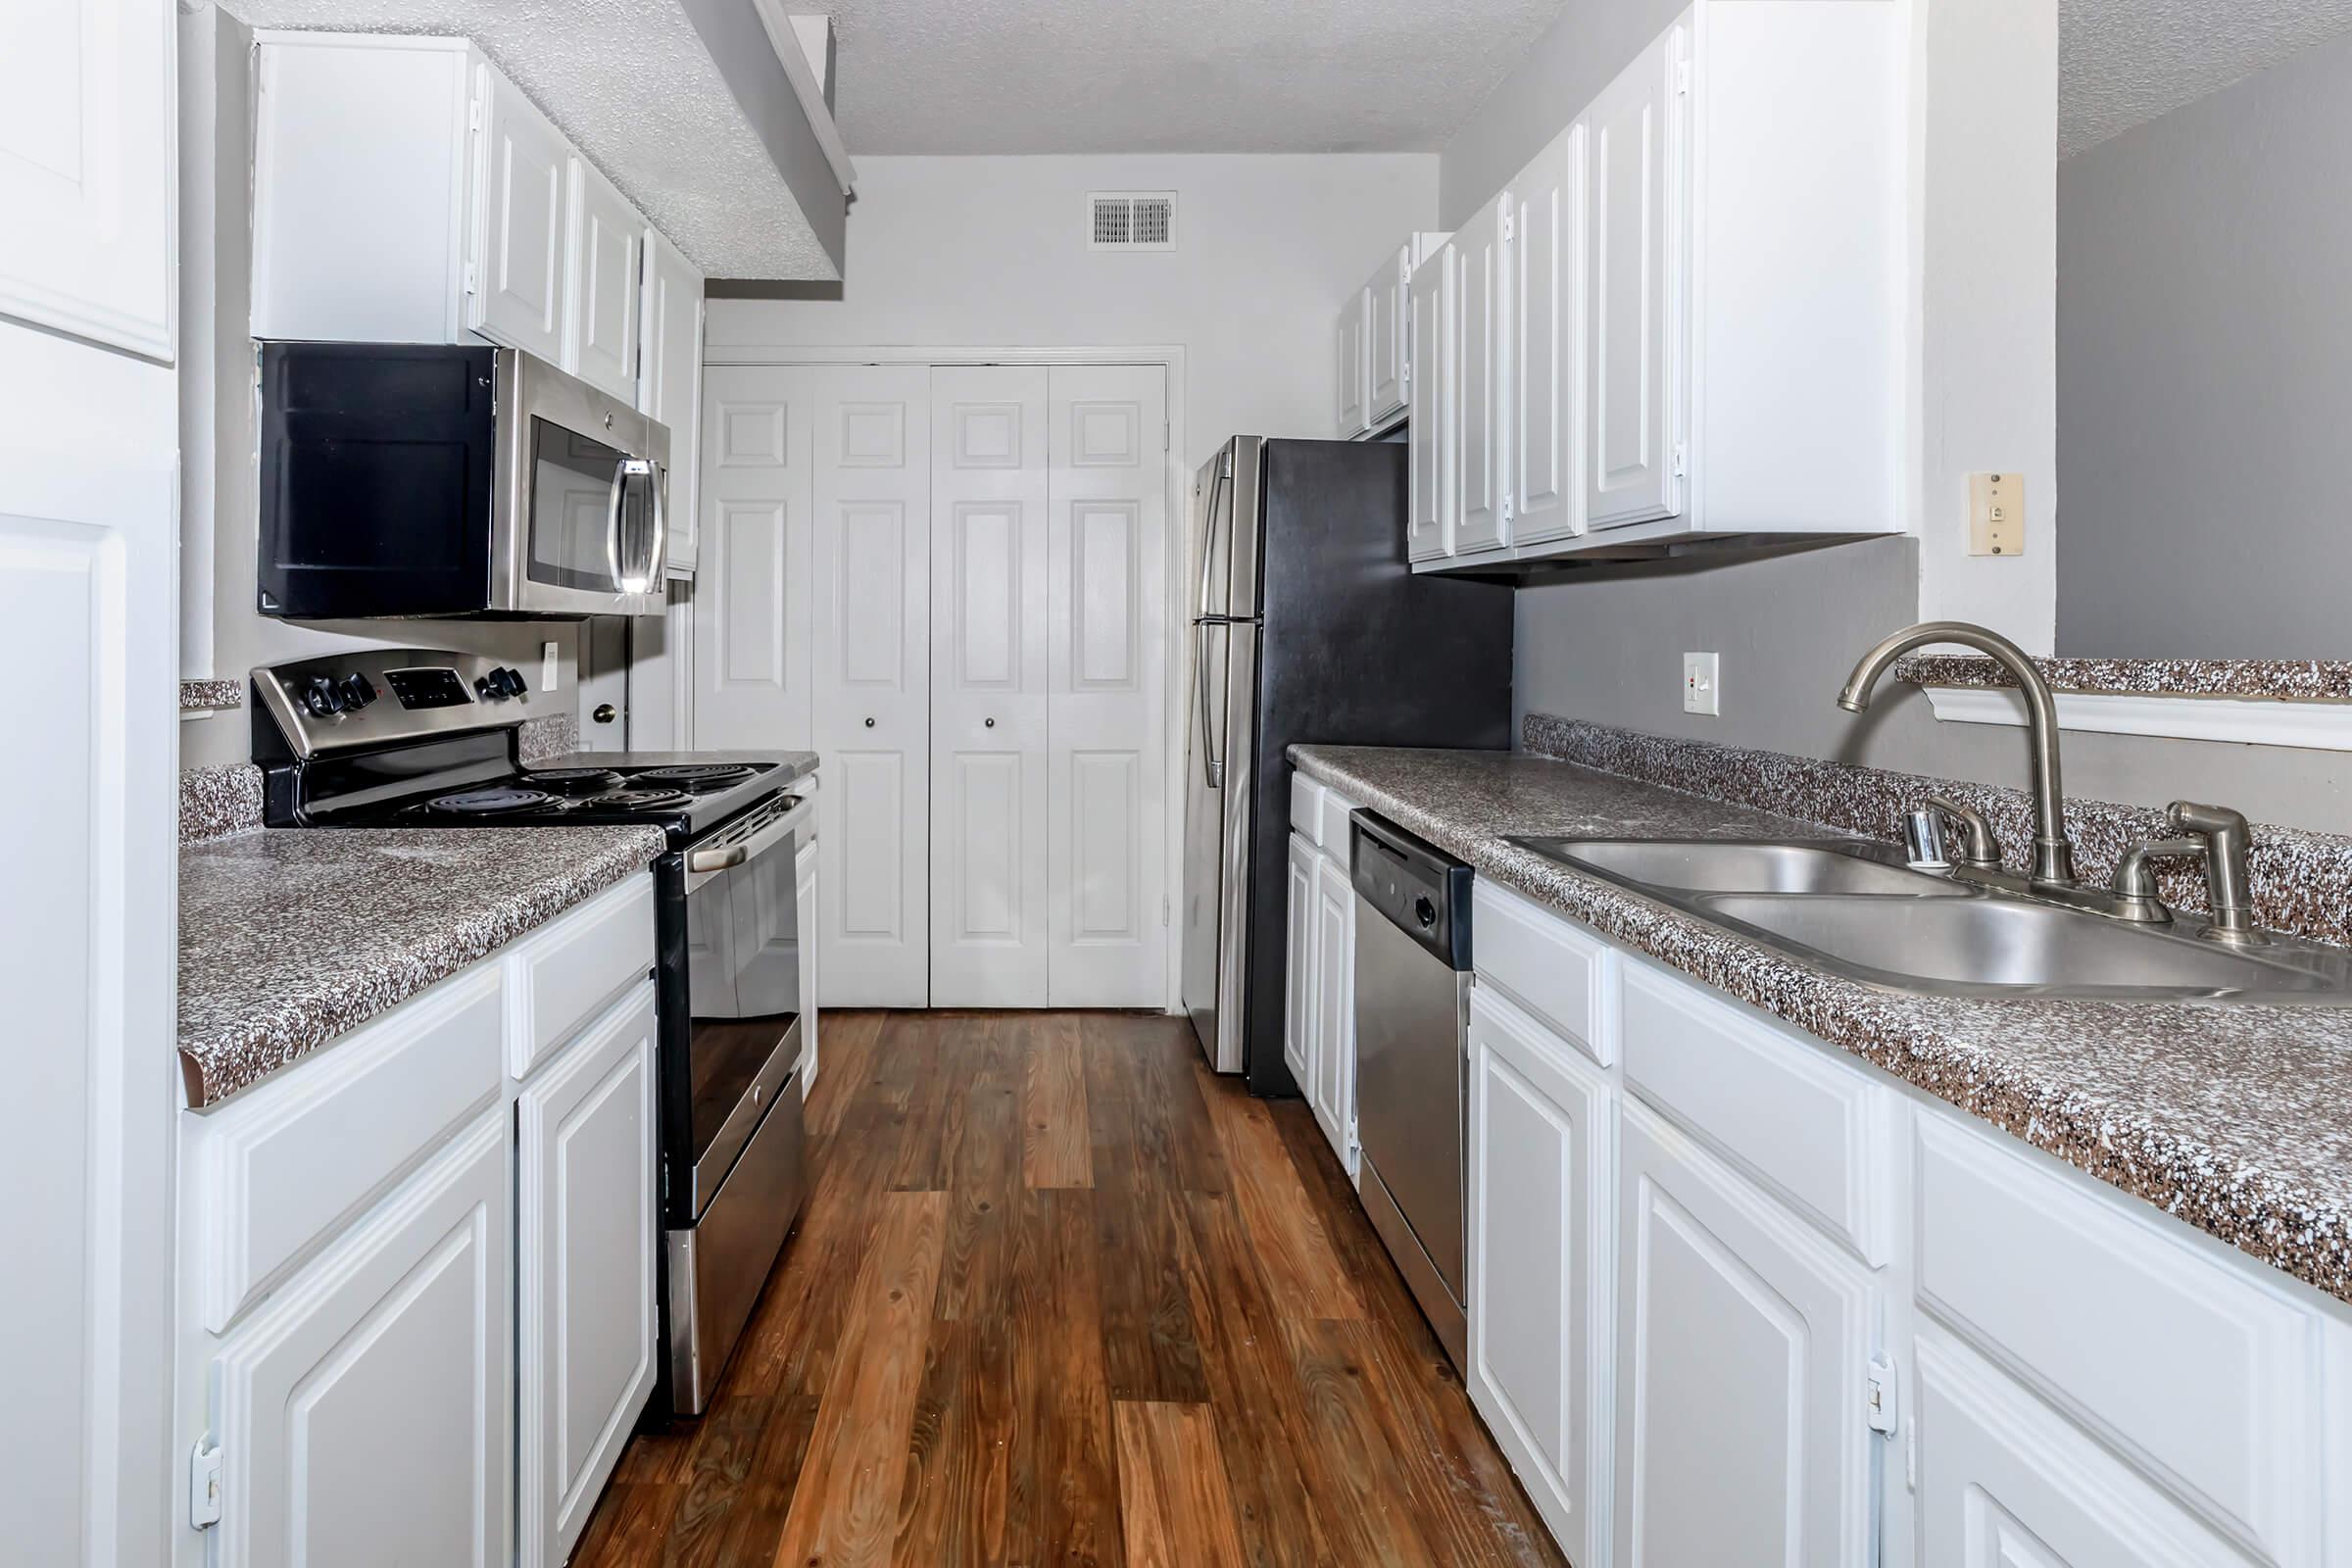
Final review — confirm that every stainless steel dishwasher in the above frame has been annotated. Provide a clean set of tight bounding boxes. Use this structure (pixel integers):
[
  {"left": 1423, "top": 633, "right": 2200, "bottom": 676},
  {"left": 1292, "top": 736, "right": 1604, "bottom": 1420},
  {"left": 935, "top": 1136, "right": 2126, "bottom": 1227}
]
[{"left": 1350, "top": 810, "right": 1474, "bottom": 1371}]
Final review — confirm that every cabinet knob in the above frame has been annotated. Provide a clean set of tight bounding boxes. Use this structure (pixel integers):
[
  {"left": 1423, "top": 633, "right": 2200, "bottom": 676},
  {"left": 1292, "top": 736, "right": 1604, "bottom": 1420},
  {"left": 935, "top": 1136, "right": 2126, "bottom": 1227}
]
[
  {"left": 984, "top": 716, "right": 996, "bottom": 728},
  {"left": 864, "top": 715, "right": 876, "bottom": 728}
]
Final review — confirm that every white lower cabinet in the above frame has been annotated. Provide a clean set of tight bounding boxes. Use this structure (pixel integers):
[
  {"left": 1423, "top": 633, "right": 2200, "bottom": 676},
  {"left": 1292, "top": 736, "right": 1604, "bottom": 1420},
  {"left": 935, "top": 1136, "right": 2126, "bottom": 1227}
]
[
  {"left": 1310, "top": 850, "right": 1357, "bottom": 1177},
  {"left": 1446, "top": 874, "right": 2352, "bottom": 1568},
  {"left": 210, "top": 1112, "right": 513, "bottom": 1568},
  {"left": 1613, "top": 1097, "right": 1879, "bottom": 1567},
  {"left": 1466, "top": 984, "right": 1614, "bottom": 1566},
  {"left": 516, "top": 982, "right": 659, "bottom": 1568},
  {"left": 797, "top": 836, "right": 821, "bottom": 1096},
  {"left": 1284, "top": 830, "right": 1319, "bottom": 1098}
]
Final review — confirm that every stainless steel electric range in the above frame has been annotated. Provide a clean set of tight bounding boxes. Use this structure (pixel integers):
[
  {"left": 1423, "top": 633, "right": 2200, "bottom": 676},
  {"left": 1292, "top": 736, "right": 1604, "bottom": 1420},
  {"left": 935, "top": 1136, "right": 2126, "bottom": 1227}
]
[{"left": 252, "top": 648, "right": 818, "bottom": 1417}]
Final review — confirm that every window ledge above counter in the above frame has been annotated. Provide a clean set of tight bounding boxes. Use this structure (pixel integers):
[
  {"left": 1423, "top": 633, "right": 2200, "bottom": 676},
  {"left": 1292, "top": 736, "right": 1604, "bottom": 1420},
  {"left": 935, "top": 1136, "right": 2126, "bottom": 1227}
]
[{"left": 1897, "top": 654, "right": 2352, "bottom": 752}]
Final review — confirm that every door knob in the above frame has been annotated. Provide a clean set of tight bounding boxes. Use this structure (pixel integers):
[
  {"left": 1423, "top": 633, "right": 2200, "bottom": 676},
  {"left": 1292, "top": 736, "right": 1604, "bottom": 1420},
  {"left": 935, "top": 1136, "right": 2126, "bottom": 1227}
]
[
  {"left": 864, "top": 715, "right": 876, "bottom": 728},
  {"left": 592, "top": 704, "right": 617, "bottom": 724},
  {"left": 984, "top": 716, "right": 996, "bottom": 728}
]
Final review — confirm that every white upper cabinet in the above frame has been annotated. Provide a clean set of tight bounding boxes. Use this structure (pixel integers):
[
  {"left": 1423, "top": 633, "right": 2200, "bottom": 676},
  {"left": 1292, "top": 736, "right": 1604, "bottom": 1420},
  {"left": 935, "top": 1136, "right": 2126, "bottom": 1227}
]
[
  {"left": 1368, "top": 247, "right": 1410, "bottom": 424},
  {"left": 1405, "top": 245, "right": 1453, "bottom": 561},
  {"left": 1337, "top": 287, "right": 1371, "bottom": 437},
  {"left": 1407, "top": 0, "right": 1903, "bottom": 569},
  {"left": 1452, "top": 192, "right": 1510, "bottom": 555},
  {"left": 565, "top": 155, "right": 643, "bottom": 402},
  {"left": 1584, "top": 24, "right": 1687, "bottom": 531},
  {"left": 255, "top": 32, "right": 684, "bottom": 416},
  {"left": 0, "top": 0, "right": 175, "bottom": 358},
  {"left": 640, "top": 228, "right": 706, "bottom": 573},
  {"left": 471, "top": 59, "right": 570, "bottom": 364},
  {"left": 1510, "top": 127, "right": 1584, "bottom": 548}
]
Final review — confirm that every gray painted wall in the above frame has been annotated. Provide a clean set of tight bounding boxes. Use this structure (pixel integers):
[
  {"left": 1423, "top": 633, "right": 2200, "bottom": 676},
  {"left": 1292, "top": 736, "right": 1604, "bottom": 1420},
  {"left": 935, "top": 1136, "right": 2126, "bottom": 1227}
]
[
  {"left": 2056, "top": 29, "right": 2352, "bottom": 658},
  {"left": 1514, "top": 537, "right": 2352, "bottom": 834}
]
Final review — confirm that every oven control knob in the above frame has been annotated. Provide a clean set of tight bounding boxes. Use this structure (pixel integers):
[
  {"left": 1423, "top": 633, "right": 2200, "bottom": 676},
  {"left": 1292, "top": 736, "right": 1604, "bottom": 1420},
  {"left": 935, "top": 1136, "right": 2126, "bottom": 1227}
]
[
  {"left": 337, "top": 672, "right": 377, "bottom": 710},
  {"left": 299, "top": 676, "right": 345, "bottom": 717},
  {"left": 473, "top": 673, "right": 502, "bottom": 702},
  {"left": 496, "top": 665, "right": 529, "bottom": 698}
]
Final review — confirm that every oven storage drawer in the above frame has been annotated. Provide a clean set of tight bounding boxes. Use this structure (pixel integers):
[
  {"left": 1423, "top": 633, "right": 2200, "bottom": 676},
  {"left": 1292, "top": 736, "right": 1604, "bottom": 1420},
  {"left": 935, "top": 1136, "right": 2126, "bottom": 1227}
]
[
  {"left": 186, "top": 964, "right": 505, "bottom": 1334},
  {"left": 665, "top": 1070, "right": 807, "bottom": 1415},
  {"left": 508, "top": 871, "right": 656, "bottom": 1080}
]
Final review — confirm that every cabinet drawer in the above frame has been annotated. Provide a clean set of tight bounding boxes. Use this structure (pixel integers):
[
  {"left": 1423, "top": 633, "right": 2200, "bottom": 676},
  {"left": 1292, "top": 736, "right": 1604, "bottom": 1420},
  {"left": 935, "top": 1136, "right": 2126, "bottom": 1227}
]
[
  {"left": 1916, "top": 1113, "right": 2324, "bottom": 1561},
  {"left": 187, "top": 964, "right": 505, "bottom": 1334},
  {"left": 1621, "top": 960, "right": 1888, "bottom": 1263},
  {"left": 1291, "top": 771, "right": 1324, "bottom": 840},
  {"left": 1471, "top": 879, "right": 1614, "bottom": 1065},
  {"left": 1319, "top": 785, "right": 1362, "bottom": 856},
  {"left": 508, "top": 872, "right": 656, "bottom": 1079}
]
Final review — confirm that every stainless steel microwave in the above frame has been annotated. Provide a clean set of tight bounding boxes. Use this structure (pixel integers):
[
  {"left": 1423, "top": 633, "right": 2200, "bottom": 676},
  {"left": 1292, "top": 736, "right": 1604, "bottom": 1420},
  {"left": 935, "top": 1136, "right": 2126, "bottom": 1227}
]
[{"left": 256, "top": 342, "right": 668, "bottom": 619}]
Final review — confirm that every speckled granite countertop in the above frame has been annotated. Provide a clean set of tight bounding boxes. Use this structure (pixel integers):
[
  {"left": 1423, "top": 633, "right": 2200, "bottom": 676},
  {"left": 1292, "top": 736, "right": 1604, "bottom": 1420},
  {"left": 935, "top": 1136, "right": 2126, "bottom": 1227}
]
[
  {"left": 1895, "top": 654, "right": 2352, "bottom": 702},
  {"left": 178, "top": 825, "right": 666, "bottom": 1107},
  {"left": 1289, "top": 743, "right": 2352, "bottom": 1307}
]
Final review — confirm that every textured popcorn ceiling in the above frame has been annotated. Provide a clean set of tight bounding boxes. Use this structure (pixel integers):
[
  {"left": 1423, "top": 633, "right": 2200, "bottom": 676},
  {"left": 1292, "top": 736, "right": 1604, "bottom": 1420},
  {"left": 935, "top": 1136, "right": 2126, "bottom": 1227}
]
[
  {"left": 2063, "top": 0, "right": 2352, "bottom": 156},
  {"left": 226, "top": 0, "right": 838, "bottom": 278},
  {"left": 821, "top": 0, "right": 1568, "bottom": 154}
]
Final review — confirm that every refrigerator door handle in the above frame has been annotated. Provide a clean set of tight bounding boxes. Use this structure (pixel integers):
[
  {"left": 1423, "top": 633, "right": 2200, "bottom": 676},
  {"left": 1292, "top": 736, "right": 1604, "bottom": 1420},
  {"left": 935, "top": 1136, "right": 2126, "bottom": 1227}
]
[
  {"left": 1195, "top": 619, "right": 1224, "bottom": 788},
  {"left": 1195, "top": 461, "right": 1232, "bottom": 623}
]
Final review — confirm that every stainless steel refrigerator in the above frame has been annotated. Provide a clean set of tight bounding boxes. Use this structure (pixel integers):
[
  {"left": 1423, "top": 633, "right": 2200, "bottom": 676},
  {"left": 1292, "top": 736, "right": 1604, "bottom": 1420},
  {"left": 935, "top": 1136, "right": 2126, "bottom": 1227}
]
[{"left": 1180, "top": 436, "right": 1513, "bottom": 1095}]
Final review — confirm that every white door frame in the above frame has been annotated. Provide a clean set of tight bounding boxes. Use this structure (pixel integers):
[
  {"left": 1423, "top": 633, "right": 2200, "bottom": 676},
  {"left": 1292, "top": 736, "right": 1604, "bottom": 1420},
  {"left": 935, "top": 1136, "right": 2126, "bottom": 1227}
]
[{"left": 704, "top": 342, "right": 1191, "bottom": 1013}]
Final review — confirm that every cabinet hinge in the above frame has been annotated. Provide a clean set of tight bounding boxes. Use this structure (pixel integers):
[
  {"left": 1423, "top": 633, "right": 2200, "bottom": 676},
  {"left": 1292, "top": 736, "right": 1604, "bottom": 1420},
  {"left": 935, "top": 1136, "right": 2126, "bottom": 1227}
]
[
  {"left": 1865, "top": 1353, "right": 1899, "bottom": 1437},
  {"left": 189, "top": 1436, "right": 223, "bottom": 1531},
  {"left": 1672, "top": 442, "right": 1689, "bottom": 479},
  {"left": 463, "top": 260, "right": 479, "bottom": 298},
  {"left": 468, "top": 92, "right": 484, "bottom": 132},
  {"left": 1161, "top": 895, "right": 1171, "bottom": 927},
  {"left": 1676, "top": 59, "right": 1692, "bottom": 96},
  {"left": 1500, "top": 205, "right": 1515, "bottom": 244}
]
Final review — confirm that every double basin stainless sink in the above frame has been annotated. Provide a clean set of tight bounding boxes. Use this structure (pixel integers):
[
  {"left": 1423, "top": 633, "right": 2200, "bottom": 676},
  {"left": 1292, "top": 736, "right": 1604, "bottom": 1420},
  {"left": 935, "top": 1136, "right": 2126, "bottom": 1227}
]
[{"left": 1509, "top": 837, "right": 2352, "bottom": 1004}]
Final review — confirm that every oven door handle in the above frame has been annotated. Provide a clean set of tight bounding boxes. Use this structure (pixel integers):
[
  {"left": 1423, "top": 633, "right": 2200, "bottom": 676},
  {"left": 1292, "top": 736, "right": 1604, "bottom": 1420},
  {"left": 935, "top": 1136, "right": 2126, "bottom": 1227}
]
[{"left": 683, "top": 792, "right": 816, "bottom": 891}]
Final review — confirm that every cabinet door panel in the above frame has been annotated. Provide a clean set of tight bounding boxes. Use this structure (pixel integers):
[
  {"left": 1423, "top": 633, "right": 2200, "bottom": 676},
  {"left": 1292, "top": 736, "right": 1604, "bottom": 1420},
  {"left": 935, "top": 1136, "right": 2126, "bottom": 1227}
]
[
  {"left": 1370, "top": 249, "right": 1408, "bottom": 422},
  {"left": 470, "top": 64, "right": 567, "bottom": 363},
  {"left": 1285, "top": 832, "right": 1318, "bottom": 1091},
  {"left": 1915, "top": 1323, "right": 2262, "bottom": 1568},
  {"left": 1312, "top": 851, "right": 1356, "bottom": 1176},
  {"left": 517, "top": 986, "right": 658, "bottom": 1568},
  {"left": 1512, "top": 127, "right": 1585, "bottom": 546},
  {"left": 1338, "top": 289, "right": 1370, "bottom": 436},
  {"left": 568, "top": 159, "right": 641, "bottom": 401},
  {"left": 1614, "top": 1100, "right": 1875, "bottom": 1568},
  {"left": 797, "top": 838, "right": 820, "bottom": 1095},
  {"left": 1584, "top": 26, "right": 1687, "bottom": 530},
  {"left": 1406, "top": 248, "right": 1452, "bottom": 561},
  {"left": 1468, "top": 987, "right": 1614, "bottom": 1565},
  {"left": 1455, "top": 195, "right": 1508, "bottom": 553},
  {"left": 641, "top": 231, "right": 704, "bottom": 571},
  {"left": 212, "top": 1114, "right": 512, "bottom": 1568}
]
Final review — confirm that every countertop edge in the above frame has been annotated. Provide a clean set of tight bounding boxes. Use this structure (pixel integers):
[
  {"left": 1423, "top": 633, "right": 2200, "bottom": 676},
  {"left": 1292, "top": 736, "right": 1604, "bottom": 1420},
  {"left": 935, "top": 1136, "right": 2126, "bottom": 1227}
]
[
  {"left": 1289, "top": 745, "right": 2352, "bottom": 1308},
  {"left": 177, "top": 825, "right": 669, "bottom": 1108}
]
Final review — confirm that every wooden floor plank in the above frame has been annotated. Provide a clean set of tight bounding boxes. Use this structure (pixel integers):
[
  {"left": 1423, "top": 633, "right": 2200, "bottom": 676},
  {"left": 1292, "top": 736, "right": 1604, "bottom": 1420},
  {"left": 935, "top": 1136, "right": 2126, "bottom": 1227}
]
[
  {"left": 768, "top": 1190, "right": 948, "bottom": 1568},
  {"left": 1112, "top": 1401, "right": 1250, "bottom": 1568},
  {"left": 1019, "top": 1014, "right": 1092, "bottom": 1189},
  {"left": 573, "top": 1010, "right": 1563, "bottom": 1568}
]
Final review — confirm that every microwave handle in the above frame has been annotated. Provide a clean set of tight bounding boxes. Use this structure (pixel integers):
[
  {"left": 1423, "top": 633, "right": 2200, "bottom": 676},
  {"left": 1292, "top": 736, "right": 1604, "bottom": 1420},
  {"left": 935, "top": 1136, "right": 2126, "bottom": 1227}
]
[{"left": 607, "top": 457, "right": 663, "bottom": 594}]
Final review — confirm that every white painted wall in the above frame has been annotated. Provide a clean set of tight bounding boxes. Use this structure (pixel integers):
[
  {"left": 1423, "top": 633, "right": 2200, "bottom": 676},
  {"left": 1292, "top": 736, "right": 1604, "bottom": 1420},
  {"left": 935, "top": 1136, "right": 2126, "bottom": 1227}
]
[{"left": 704, "top": 154, "right": 1441, "bottom": 468}]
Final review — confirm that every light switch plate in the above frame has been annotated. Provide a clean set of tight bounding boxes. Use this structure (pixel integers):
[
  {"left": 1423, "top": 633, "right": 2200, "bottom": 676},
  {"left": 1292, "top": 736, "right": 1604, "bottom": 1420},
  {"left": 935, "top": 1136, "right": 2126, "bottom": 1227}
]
[
  {"left": 1683, "top": 652, "right": 1720, "bottom": 716},
  {"left": 1968, "top": 471, "right": 2024, "bottom": 557},
  {"left": 541, "top": 640, "right": 561, "bottom": 692}
]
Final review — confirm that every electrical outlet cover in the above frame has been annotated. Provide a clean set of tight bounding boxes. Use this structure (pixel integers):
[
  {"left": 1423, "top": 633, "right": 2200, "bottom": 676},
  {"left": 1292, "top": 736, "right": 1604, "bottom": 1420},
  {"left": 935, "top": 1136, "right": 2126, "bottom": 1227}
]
[{"left": 1683, "top": 652, "right": 1720, "bottom": 716}]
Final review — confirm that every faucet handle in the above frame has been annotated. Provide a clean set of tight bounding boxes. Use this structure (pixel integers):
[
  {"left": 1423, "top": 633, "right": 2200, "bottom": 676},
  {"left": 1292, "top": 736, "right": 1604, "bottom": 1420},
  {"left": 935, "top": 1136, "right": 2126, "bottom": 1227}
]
[
  {"left": 1923, "top": 794, "right": 2001, "bottom": 869},
  {"left": 2107, "top": 835, "right": 2204, "bottom": 921}
]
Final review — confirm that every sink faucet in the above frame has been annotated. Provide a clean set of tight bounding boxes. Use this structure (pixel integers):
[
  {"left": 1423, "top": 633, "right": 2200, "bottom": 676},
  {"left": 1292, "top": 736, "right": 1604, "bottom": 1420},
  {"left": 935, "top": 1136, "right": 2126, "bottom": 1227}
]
[{"left": 1837, "top": 620, "right": 2077, "bottom": 887}]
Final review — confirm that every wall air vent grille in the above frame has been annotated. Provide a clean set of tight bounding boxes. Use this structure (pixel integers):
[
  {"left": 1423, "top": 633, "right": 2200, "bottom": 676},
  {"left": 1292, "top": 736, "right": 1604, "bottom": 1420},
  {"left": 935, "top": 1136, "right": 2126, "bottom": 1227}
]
[{"left": 1089, "top": 191, "right": 1176, "bottom": 251}]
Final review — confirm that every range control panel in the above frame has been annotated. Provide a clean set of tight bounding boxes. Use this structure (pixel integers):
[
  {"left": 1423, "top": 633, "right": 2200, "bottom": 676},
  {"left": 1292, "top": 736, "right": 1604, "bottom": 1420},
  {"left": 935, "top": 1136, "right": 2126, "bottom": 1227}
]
[{"left": 253, "top": 648, "right": 546, "bottom": 760}]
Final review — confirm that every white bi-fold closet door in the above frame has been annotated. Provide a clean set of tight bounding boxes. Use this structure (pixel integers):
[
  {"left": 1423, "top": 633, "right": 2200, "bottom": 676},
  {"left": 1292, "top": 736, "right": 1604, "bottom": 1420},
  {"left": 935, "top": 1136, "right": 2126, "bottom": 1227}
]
[{"left": 694, "top": 361, "right": 1169, "bottom": 1009}]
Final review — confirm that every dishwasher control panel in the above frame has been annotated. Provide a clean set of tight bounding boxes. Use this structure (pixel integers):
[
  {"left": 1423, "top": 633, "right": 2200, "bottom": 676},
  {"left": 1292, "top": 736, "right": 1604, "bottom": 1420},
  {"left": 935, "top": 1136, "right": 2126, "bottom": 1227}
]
[{"left": 1350, "top": 811, "right": 1474, "bottom": 970}]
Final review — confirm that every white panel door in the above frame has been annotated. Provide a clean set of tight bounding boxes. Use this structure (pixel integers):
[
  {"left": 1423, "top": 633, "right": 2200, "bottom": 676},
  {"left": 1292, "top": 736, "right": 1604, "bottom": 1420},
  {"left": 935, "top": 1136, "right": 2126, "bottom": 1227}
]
[
  {"left": 813, "top": 366, "right": 933, "bottom": 1005},
  {"left": 1454, "top": 193, "right": 1509, "bottom": 553},
  {"left": 1613, "top": 1099, "right": 1877, "bottom": 1568},
  {"left": 1585, "top": 24, "right": 1689, "bottom": 530},
  {"left": 930, "top": 367, "right": 1051, "bottom": 1005},
  {"left": 1369, "top": 247, "right": 1409, "bottom": 424},
  {"left": 1047, "top": 365, "right": 1169, "bottom": 1005},
  {"left": 1337, "top": 289, "right": 1370, "bottom": 436},
  {"left": 640, "top": 229, "right": 705, "bottom": 572},
  {"left": 695, "top": 365, "right": 815, "bottom": 751},
  {"left": 1468, "top": 987, "right": 1615, "bottom": 1567},
  {"left": 212, "top": 1114, "right": 513, "bottom": 1568},
  {"left": 0, "top": 0, "right": 174, "bottom": 357},
  {"left": 1913, "top": 1322, "right": 2263, "bottom": 1568},
  {"left": 517, "top": 986, "right": 658, "bottom": 1568},
  {"left": 1512, "top": 125, "right": 1586, "bottom": 548},
  {"left": 1284, "top": 832, "right": 1319, "bottom": 1093},
  {"left": 1311, "top": 851, "right": 1356, "bottom": 1177},
  {"left": 1406, "top": 247, "right": 1453, "bottom": 561},
  {"left": 0, "top": 320, "right": 177, "bottom": 1564},
  {"left": 468, "top": 62, "right": 567, "bottom": 363},
  {"left": 566, "top": 157, "right": 641, "bottom": 401}
]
